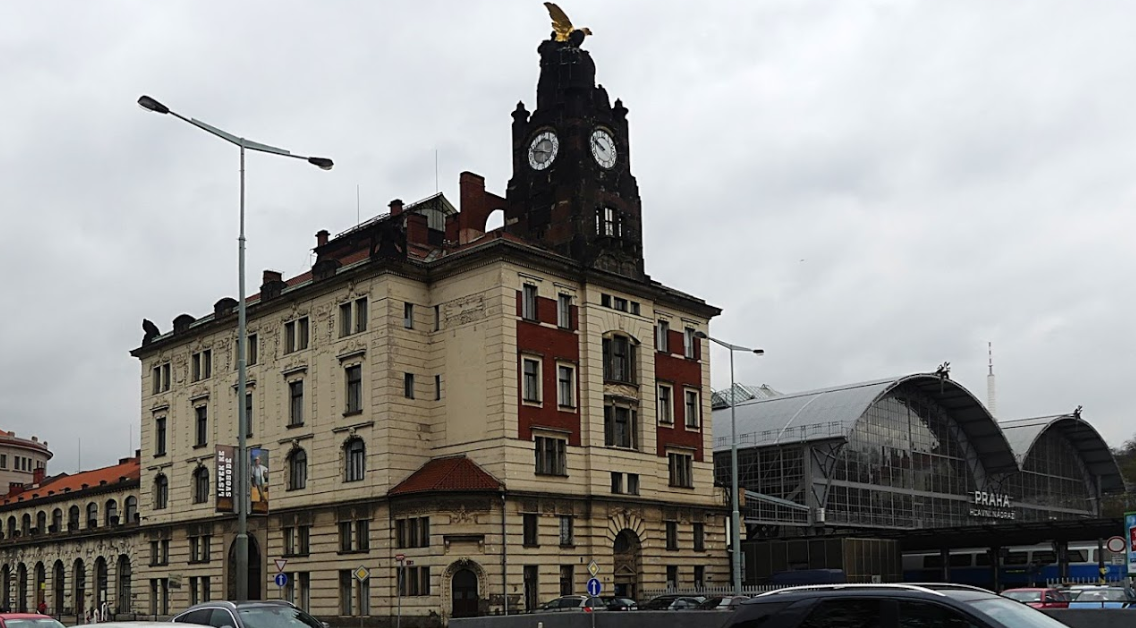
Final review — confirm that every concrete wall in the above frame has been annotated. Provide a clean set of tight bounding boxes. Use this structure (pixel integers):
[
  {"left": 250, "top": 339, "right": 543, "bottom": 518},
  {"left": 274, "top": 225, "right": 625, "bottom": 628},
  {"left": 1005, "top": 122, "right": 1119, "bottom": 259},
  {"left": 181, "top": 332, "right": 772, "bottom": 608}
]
[{"left": 452, "top": 609, "right": 1130, "bottom": 628}]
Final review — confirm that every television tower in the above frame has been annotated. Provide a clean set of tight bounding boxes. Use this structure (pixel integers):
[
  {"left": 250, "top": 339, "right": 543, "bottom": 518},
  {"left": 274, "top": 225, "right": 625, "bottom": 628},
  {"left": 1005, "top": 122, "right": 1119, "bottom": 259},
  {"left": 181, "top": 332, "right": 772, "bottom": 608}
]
[{"left": 986, "top": 342, "right": 997, "bottom": 418}]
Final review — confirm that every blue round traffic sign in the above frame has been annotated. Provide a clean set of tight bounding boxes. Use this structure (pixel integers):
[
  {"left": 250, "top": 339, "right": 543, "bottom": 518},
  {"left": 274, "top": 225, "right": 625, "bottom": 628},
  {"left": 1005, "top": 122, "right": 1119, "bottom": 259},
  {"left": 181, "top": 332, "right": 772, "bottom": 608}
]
[
  {"left": 586, "top": 577, "right": 601, "bottom": 597},
  {"left": 274, "top": 573, "right": 288, "bottom": 587}
]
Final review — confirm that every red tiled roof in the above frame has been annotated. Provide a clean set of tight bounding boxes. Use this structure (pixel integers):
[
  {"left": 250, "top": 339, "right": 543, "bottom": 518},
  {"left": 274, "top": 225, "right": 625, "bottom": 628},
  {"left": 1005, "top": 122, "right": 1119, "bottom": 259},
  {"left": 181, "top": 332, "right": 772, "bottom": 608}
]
[
  {"left": 4, "top": 457, "right": 140, "bottom": 505},
  {"left": 388, "top": 456, "right": 503, "bottom": 496}
]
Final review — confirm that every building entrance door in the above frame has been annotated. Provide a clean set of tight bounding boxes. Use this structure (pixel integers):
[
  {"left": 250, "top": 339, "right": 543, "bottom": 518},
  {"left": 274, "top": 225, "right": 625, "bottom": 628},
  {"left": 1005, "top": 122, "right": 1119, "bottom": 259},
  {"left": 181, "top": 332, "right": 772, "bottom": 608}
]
[
  {"left": 227, "top": 536, "right": 263, "bottom": 601},
  {"left": 451, "top": 569, "right": 479, "bottom": 618},
  {"left": 612, "top": 529, "right": 641, "bottom": 600}
]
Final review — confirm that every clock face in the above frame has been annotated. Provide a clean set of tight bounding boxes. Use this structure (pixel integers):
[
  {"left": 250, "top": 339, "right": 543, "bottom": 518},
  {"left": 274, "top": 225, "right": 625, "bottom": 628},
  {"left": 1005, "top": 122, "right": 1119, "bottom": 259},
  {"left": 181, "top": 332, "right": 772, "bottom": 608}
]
[
  {"left": 528, "top": 131, "right": 559, "bottom": 170},
  {"left": 590, "top": 129, "right": 617, "bottom": 169}
]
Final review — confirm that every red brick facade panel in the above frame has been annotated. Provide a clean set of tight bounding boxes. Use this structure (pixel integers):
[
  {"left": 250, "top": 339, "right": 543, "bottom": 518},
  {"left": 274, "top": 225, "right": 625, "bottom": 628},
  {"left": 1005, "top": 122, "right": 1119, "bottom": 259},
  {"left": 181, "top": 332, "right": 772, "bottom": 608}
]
[
  {"left": 516, "top": 291, "right": 581, "bottom": 445},
  {"left": 655, "top": 352, "right": 704, "bottom": 461}
]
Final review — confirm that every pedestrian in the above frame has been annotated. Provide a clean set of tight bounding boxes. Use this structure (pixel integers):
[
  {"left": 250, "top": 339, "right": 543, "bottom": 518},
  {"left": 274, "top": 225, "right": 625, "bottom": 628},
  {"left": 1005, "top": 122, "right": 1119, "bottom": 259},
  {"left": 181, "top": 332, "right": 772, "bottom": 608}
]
[{"left": 36, "top": 600, "right": 46, "bottom": 615}]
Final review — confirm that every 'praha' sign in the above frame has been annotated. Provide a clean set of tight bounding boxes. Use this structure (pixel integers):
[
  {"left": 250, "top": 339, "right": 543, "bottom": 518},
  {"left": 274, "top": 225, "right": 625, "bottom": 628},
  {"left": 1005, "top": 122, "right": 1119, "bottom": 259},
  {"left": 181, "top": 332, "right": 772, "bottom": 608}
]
[{"left": 970, "top": 491, "right": 1015, "bottom": 520}]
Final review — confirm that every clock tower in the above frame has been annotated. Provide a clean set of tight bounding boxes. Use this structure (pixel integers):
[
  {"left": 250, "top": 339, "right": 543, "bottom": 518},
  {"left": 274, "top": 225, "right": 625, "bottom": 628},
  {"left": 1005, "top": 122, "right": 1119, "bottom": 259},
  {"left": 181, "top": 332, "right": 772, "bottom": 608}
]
[{"left": 505, "top": 33, "right": 645, "bottom": 280}]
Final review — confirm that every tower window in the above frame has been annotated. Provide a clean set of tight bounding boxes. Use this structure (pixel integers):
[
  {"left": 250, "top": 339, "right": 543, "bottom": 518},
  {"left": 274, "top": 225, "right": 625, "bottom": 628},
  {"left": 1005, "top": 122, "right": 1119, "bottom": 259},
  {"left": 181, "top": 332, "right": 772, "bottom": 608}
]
[{"left": 597, "top": 207, "right": 621, "bottom": 237}]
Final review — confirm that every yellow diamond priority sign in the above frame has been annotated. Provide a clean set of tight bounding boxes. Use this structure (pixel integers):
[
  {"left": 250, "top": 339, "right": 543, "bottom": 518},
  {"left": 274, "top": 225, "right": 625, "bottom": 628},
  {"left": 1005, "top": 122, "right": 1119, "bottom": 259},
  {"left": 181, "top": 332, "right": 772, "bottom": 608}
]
[
  {"left": 353, "top": 566, "right": 370, "bottom": 582},
  {"left": 588, "top": 560, "right": 599, "bottom": 577}
]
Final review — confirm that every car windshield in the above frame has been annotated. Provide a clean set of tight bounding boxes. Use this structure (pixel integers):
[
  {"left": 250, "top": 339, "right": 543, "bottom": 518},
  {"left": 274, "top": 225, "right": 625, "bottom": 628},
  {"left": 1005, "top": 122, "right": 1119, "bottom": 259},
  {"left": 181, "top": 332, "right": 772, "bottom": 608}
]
[
  {"left": 5, "top": 620, "right": 66, "bottom": 628},
  {"left": 968, "top": 598, "right": 1076, "bottom": 628},
  {"left": 643, "top": 597, "right": 677, "bottom": 609},
  {"left": 1071, "top": 589, "right": 1129, "bottom": 602},
  {"left": 1001, "top": 590, "right": 1041, "bottom": 602},
  {"left": 238, "top": 606, "right": 324, "bottom": 628}
]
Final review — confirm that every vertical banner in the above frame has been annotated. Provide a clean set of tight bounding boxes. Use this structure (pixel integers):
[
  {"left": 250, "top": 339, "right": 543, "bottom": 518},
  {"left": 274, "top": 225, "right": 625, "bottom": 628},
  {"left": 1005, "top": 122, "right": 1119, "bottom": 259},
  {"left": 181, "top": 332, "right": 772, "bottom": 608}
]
[
  {"left": 216, "top": 445, "right": 235, "bottom": 513},
  {"left": 1126, "top": 512, "right": 1136, "bottom": 576},
  {"left": 250, "top": 447, "right": 269, "bottom": 514}
]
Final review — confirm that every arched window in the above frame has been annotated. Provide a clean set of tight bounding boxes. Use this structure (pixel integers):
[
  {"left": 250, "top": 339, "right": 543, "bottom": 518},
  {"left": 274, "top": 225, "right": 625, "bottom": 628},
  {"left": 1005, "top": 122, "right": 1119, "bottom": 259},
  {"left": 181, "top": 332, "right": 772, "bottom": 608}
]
[
  {"left": 192, "top": 467, "right": 210, "bottom": 504},
  {"left": 5, "top": 516, "right": 14, "bottom": 538},
  {"left": 50, "top": 508, "right": 62, "bottom": 533},
  {"left": 21, "top": 513, "right": 31, "bottom": 535},
  {"left": 344, "top": 438, "right": 365, "bottom": 482},
  {"left": 67, "top": 506, "right": 80, "bottom": 531},
  {"left": 154, "top": 474, "right": 169, "bottom": 510},
  {"left": 124, "top": 496, "right": 138, "bottom": 524},
  {"left": 86, "top": 502, "right": 98, "bottom": 527},
  {"left": 288, "top": 448, "right": 308, "bottom": 491},
  {"left": 105, "top": 499, "right": 118, "bottom": 526},
  {"left": 35, "top": 511, "right": 46, "bottom": 534}
]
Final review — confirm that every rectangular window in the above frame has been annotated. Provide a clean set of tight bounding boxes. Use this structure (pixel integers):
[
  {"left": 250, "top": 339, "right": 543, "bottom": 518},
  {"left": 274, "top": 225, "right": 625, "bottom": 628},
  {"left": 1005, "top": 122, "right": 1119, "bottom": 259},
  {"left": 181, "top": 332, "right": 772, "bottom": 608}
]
[
  {"left": 557, "top": 364, "right": 575, "bottom": 408},
  {"left": 357, "top": 519, "right": 370, "bottom": 551},
  {"left": 666, "top": 521, "right": 678, "bottom": 550},
  {"left": 658, "top": 384, "right": 673, "bottom": 424},
  {"left": 630, "top": 301, "right": 640, "bottom": 315},
  {"left": 339, "top": 303, "right": 352, "bottom": 338},
  {"left": 610, "top": 472, "right": 623, "bottom": 494},
  {"left": 283, "top": 525, "right": 311, "bottom": 556},
  {"left": 400, "top": 566, "right": 431, "bottom": 596},
  {"left": 524, "top": 566, "right": 539, "bottom": 612},
  {"left": 600, "top": 294, "right": 611, "bottom": 308},
  {"left": 559, "top": 516, "right": 573, "bottom": 546},
  {"left": 245, "top": 392, "right": 254, "bottom": 437},
  {"left": 395, "top": 517, "right": 430, "bottom": 548},
  {"left": 285, "top": 317, "right": 310, "bottom": 353},
  {"left": 404, "top": 373, "right": 415, "bottom": 399},
  {"left": 289, "top": 380, "right": 304, "bottom": 426},
  {"left": 684, "top": 327, "right": 696, "bottom": 359},
  {"left": 357, "top": 577, "right": 370, "bottom": 615},
  {"left": 627, "top": 473, "right": 640, "bottom": 495},
  {"left": 534, "top": 436, "right": 567, "bottom": 476},
  {"left": 522, "top": 284, "right": 538, "bottom": 321},
  {"left": 154, "top": 417, "right": 167, "bottom": 456},
  {"left": 434, "top": 304, "right": 441, "bottom": 331},
  {"left": 247, "top": 333, "right": 258, "bottom": 366},
  {"left": 285, "top": 572, "right": 310, "bottom": 611},
  {"left": 339, "top": 521, "right": 352, "bottom": 552},
  {"left": 355, "top": 298, "right": 368, "bottom": 333},
  {"left": 685, "top": 389, "right": 700, "bottom": 428},
  {"left": 668, "top": 452, "right": 694, "bottom": 488},
  {"left": 655, "top": 321, "right": 669, "bottom": 352},
  {"left": 602, "top": 335, "right": 635, "bottom": 383},
  {"left": 693, "top": 523, "right": 705, "bottom": 552},
  {"left": 194, "top": 406, "right": 208, "bottom": 447},
  {"left": 404, "top": 303, "right": 414, "bottom": 329},
  {"left": 557, "top": 294, "right": 571, "bottom": 328},
  {"left": 191, "top": 349, "right": 212, "bottom": 381},
  {"left": 559, "top": 565, "right": 573, "bottom": 596},
  {"left": 345, "top": 365, "right": 362, "bottom": 414},
  {"left": 666, "top": 566, "right": 678, "bottom": 589},
  {"left": 339, "top": 570, "right": 353, "bottom": 616},
  {"left": 521, "top": 358, "right": 541, "bottom": 403},
  {"left": 523, "top": 513, "right": 539, "bottom": 547},
  {"left": 603, "top": 404, "right": 637, "bottom": 449},
  {"left": 435, "top": 375, "right": 442, "bottom": 401},
  {"left": 613, "top": 296, "right": 628, "bottom": 312},
  {"left": 151, "top": 363, "right": 171, "bottom": 394},
  {"left": 694, "top": 566, "right": 705, "bottom": 589}
]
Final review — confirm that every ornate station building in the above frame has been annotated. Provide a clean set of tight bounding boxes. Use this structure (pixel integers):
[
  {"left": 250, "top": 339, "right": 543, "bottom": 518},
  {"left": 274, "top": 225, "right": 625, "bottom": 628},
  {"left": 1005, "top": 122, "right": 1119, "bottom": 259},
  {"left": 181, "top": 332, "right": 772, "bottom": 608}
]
[{"left": 125, "top": 21, "right": 727, "bottom": 624}]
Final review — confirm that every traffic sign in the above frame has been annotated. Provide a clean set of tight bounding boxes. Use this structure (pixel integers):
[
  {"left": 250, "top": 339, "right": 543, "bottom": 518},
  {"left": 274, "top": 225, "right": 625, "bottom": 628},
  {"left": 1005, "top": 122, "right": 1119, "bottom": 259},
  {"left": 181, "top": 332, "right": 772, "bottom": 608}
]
[
  {"left": 395, "top": 553, "right": 406, "bottom": 562},
  {"left": 354, "top": 566, "right": 371, "bottom": 582},
  {"left": 1106, "top": 536, "right": 1126, "bottom": 554},
  {"left": 274, "top": 573, "right": 288, "bottom": 587},
  {"left": 274, "top": 558, "right": 288, "bottom": 573},
  {"left": 587, "top": 560, "right": 599, "bottom": 577},
  {"left": 586, "top": 577, "right": 601, "bottom": 597}
]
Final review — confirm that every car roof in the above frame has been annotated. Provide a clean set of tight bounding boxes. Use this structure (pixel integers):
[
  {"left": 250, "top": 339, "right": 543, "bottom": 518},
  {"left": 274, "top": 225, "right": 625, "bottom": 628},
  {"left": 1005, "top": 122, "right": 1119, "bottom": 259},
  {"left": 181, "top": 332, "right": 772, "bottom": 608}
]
[
  {"left": 0, "top": 615, "right": 58, "bottom": 620},
  {"left": 748, "top": 583, "right": 999, "bottom": 604}
]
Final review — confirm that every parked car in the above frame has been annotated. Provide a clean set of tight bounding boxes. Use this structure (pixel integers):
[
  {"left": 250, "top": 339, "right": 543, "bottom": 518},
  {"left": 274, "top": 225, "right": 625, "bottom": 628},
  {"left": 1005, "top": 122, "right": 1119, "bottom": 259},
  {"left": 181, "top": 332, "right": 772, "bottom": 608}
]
[
  {"left": 535, "top": 596, "right": 607, "bottom": 612},
  {"left": 695, "top": 596, "right": 750, "bottom": 611},
  {"left": 0, "top": 615, "right": 67, "bottom": 628},
  {"left": 173, "top": 600, "right": 328, "bottom": 628},
  {"left": 600, "top": 596, "right": 638, "bottom": 611},
  {"left": 1000, "top": 587, "right": 1070, "bottom": 609},
  {"left": 723, "top": 583, "right": 1073, "bottom": 628},
  {"left": 641, "top": 594, "right": 706, "bottom": 610},
  {"left": 1067, "top": 585, "right": 1136, "bottom": 609}
]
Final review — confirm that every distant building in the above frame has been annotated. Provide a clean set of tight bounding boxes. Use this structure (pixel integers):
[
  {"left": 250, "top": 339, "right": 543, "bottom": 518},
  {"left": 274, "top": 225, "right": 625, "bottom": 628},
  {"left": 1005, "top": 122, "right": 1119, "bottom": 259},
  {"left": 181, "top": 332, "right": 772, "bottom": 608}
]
[
  {"left": 711, "top": 383, "right": 782, "bottom": 409},
  {"left": 0, "top": 432, "right": 51, "bottom": 493}
]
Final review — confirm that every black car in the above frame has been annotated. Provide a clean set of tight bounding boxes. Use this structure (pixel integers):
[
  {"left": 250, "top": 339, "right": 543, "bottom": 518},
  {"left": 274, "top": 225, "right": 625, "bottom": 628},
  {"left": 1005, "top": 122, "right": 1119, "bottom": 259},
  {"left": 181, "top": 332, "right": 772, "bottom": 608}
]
[
  {"left": 724, "top": 583, "right": 1073, "bottom": 628},
  {"left": 641, "top": 594, "right": 706, "bottom": 610},
  {"left": 173, "top": 600, "right": 328, "bottom": 628}
]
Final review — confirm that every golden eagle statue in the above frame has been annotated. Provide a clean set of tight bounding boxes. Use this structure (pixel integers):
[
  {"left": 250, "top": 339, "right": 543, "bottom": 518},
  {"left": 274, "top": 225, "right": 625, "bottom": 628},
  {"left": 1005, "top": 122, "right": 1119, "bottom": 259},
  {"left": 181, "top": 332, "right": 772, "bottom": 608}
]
[{"left": 544, "top": 2, "right": 592, "bottom": 46}]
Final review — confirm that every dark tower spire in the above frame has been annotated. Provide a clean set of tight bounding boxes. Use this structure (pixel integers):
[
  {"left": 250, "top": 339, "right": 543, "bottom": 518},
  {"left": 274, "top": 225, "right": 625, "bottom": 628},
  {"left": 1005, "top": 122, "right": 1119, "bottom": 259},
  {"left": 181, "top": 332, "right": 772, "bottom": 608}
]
[{"left": 505, "top": 31, "right": 645, "bottom": 280}]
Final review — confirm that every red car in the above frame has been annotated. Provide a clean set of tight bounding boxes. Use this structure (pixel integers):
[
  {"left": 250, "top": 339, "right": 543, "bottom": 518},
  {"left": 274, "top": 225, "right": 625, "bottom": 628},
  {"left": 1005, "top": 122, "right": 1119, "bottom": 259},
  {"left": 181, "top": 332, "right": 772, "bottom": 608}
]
[
  {"left": 1000, "top": 588, "right": 1070, "bottom": 609},
  {"left": 0, "top": 615, "right": 66, "bottom": 628}
]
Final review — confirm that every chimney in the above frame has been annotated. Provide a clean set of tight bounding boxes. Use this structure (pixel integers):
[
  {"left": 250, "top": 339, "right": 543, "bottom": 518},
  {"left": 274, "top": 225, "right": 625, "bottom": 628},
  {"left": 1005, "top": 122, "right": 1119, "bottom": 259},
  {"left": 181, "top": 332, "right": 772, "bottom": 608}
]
[
  {"left": 260, "top": 270, "right": 286, "bottom": 301},
  {"left": 389, "top": 199, "right": 404, "bottom": 215},
  {"left": 32, "top": 467, "right": 44, "bottom": 485},
  {"left": 316, "top": 230, "right": 329, "bottom": 247},
  {"left": 7, "top": 483, "right": 23, "bottom": 498}
]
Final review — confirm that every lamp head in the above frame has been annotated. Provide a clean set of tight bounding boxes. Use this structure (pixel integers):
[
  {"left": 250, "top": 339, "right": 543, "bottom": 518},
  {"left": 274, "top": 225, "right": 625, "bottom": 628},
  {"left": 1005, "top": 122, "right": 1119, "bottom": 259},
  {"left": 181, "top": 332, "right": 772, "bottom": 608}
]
[
  {"left": 753, "top": 349, "right": 765, "bottom": 356},
  {"left": 694, "top": 331, "right": 708, "bottom": 340},
  {"left": 308, "top": 157, "right": 334, "bottom": 171},
  {"left": 137, "top": 95, "right": 170, "bottom": 115}
]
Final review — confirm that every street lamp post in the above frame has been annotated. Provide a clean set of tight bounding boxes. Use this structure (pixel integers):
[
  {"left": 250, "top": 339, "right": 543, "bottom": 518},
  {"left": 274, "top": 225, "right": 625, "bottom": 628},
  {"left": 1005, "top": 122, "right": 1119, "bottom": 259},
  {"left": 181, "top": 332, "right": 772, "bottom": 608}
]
[
  {"left": 137, "top": 95, "right": 332, "bottom": 601},
  {"left": 696, "top": 331, "right": 762, "bottom": 596}
]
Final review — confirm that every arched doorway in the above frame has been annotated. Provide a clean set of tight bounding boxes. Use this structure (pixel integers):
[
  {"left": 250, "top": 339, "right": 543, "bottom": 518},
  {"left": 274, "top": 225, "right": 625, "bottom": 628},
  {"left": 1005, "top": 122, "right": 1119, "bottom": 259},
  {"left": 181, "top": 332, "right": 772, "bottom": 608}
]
[
  {"left": 612, "top": 529, "right": 642, "bottom": 600},
  {"left": 52, "top": 561, "right": 64, "bottom": 616},
  {"left": 451, "top": 569, "right": 479, "bottom": 618},
  {"left": 72, "top": 559, "right": 85, "bottom": 619},
  {"left": 34, "top": 563, "right": 44, "bottom": 610},
  {"left": 226, "top": 536, "right": 262, "bottom": 601},
  {"left": 94, "top": 558, "right": 107, "bottom": 610},
  {"left": 16, "top": 564, "right": 27, "bottom": 612},
  {"left": 2, "top": 564, "right": 11, "bottom": 610},
  {"left": 116, "top": 555, "right": 131, "bottom": 615}
]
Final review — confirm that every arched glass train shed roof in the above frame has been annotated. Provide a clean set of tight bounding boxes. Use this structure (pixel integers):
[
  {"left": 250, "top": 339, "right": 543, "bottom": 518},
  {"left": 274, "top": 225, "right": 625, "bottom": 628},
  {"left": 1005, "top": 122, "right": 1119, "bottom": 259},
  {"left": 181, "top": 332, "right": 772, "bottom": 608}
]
[
  {"left": 711, "top": 373, "right": 1123, "bottom": 488},
  {"left": 1000, "top": 414, "right": 1125, "bottom": 493}
]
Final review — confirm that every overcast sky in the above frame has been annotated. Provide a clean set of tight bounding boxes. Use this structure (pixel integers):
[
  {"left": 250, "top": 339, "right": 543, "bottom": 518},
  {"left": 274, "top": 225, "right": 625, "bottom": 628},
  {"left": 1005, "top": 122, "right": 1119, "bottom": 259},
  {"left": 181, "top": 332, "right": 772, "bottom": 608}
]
[{"left": 2, "top": 1, "right": 1133, "bottom": 474}]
